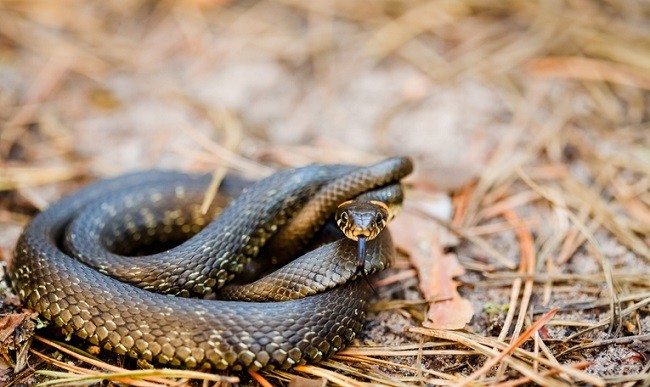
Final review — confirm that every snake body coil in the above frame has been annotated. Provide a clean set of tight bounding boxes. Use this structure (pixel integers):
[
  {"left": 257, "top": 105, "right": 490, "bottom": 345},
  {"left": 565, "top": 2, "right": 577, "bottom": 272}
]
[{"left": 11, "top": 157, "right": 413, "bottom": 371}]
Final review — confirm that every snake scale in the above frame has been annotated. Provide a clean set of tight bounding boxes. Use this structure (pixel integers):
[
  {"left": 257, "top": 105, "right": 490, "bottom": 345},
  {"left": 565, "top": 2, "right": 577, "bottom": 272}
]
[{"left": 11, "top": 156, "right": 413, "bottom": 371}]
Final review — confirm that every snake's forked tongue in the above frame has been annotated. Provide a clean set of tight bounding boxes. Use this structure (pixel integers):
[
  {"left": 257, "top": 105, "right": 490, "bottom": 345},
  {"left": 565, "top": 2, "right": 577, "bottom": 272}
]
[
  {"left": 358, "top": 235, "right": 366, "bottom": 265},
  {"left": 357, "top": 236, "right": 377, "bottom": 295}
]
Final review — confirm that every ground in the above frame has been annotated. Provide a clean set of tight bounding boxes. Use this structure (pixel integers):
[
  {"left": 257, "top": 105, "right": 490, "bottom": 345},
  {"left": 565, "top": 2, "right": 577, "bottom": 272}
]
[{"left": 0, "top": 1, "right": 649, "bottom": 386}]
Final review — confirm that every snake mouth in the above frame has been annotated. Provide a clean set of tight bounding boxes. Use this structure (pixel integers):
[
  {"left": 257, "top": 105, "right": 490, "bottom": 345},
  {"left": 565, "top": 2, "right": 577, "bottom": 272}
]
[
  {"left": 345, "top": 227, "right": 379, "bottom": 241},
  {"left": 338, "top": 223, "right": 382, "bottom": 242}
]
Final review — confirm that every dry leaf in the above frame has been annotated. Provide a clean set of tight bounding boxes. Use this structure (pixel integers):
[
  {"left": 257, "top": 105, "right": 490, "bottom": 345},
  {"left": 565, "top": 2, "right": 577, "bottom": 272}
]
[{"left": 391, "top": 201, "right": 474, "bottom": 329}]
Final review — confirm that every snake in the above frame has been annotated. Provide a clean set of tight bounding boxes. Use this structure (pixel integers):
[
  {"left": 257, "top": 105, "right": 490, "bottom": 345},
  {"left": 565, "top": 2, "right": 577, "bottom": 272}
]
[{"left": 10, "top": 156, "right": 413, "bottom": 371}]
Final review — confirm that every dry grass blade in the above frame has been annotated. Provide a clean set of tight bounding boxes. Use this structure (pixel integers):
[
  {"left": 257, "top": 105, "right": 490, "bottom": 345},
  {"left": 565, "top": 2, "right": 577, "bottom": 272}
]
[
  {"left": 408, "top": 326, "right": 605, "bottom": 386},
  {"left": 179, "top": 123, "right": 274, "bottom": 177},
  {"left": 485, "top": 272, "right": 647, "bottom": 287},
  {"left": 454, "top": 309, "right": 558, "bottom": 387},
  {"left": 333, "top": 354, "right": 457, "bottom": 383},
  {"left": 32, "top": 349, "right": 193, "bottom": 387},
  {"left": 540, "top": 291, "right": 650, "bottom": 313},
  {"left": 339, "top": 347, "right": 476, "bottom": 357},
  {"left": 493, "top": 210, "right": 537, "bottom": 381},
  {"left": 602, "top": 372, "right": 650, "bottom": 384},
  {"left": 364, "top": 0, "right": 467, "bottom": 59},
  {"left": 319, "top": 360, "right": 412, "bottom": 387},
  {"left": 491, "top": 361, "right": 591, "bottom": 387},
  {"left": 561, "top": 295, "right": 650, "bottom": 343},
  {"left": 0, "top": 166, "right": 79, "bottom": 192},
  {"left": 562, "top": 177, "right": 650, "bottom": 261},
  {"left": 456, "top": 231, "right": 517, "bottom": 269},
  {"left": 249, "top": 370, "right": 274, "bottom": 387},
  {"left": 200, "top": 165, "right": 228, "bottom": 215},
  {"left": 291, "top": 365, "right": 365, "bottom": 387},
  {"left": 559, "top": 333, "right": 650, "bottom": 356},
  {"left": 32, "top": 336, "right": 238, "bottom": 385},
  {"left": 408, "top": 328, "right": 564, "bottom": 387},
  {"left": 526, "top": 57, "right": 650, "bottom": 90}
]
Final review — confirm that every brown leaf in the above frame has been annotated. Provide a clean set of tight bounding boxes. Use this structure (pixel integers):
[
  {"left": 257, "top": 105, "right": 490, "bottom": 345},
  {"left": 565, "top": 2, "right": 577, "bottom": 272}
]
[
  {"left": 421, "top": 253, "right": 474, "bottom": 330},
  {"left": 391, "top": 205, "right": 474, "bottom": 329}
]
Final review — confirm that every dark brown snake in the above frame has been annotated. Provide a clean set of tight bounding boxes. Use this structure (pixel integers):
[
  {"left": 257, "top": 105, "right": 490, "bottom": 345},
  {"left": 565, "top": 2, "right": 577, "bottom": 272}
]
[{"left": 10, "top": 157, "right": 413, "bottom": 371}]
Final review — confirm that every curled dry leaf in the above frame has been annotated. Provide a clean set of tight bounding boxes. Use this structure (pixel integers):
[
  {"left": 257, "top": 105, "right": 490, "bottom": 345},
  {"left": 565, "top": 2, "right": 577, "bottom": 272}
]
[{"left": 390, "top": 191, "right": 474, "bottom": 329}]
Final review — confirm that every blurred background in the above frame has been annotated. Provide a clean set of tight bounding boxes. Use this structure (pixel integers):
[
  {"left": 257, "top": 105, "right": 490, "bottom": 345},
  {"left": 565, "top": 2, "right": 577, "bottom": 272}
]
[
  {"left": 1, "top": 0, "right": 649, "bottom": 385},
  {"left": 2, "top": 0, "right": 647, "bottom": 187}
]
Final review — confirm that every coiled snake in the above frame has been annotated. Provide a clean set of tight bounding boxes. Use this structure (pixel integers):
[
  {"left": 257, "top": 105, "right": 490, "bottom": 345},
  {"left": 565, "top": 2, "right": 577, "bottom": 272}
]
[{"left": 11, "top": 156, "right": 413, "bottom": 371}]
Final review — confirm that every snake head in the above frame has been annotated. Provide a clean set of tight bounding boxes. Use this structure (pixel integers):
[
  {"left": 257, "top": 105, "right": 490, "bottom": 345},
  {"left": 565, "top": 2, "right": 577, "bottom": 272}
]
[
  {"left": 335, "top": 200, "right": 389, "bottom": 242},
  {"left": 336, "top": 199, "right": 389, "bottom": 293}
]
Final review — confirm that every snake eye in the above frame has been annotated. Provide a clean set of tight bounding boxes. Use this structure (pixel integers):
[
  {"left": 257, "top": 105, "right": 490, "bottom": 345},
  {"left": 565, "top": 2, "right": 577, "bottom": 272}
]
[
  {"left": 375, "top": 212, "right": 384, "bottom": 225},
  {"left": 340, "top": 211, "right": 349, "bottom": 225}
]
